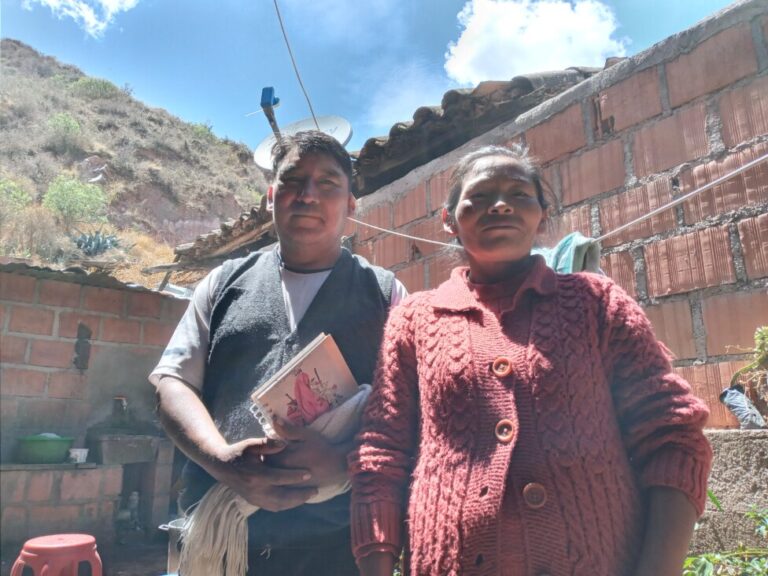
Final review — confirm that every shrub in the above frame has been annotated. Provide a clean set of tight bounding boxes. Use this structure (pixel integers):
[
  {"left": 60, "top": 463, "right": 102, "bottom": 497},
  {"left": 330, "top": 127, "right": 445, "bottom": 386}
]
[
  {"left": 191, "top": 121, "right": 215, "bottom": 141},
  {"left": 0, "top": 177, "right": 33, "bottom": 212},
  {"left": 70, "top": 77, "right": 120, "bottom": 100},
  {"left": 0, "top": 204, "right": 67, "bottom": 260},
  {"left": 43, "top": 175, "right": 107, "bottom": 230},
  {"left": 47, "top": 112, "right": 84, "bottom": 156}
]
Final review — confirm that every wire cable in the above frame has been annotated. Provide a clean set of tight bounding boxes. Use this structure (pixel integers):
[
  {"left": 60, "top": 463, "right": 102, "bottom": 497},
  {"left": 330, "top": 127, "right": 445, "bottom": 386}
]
[
  {"left": 272, "top": 0, "right": 320, "bottom": 130},
  {"left": 596, "top": 152, "right": 768, "bottom": 242},
  {"left": 349, "top": 152, "right": 768, "bottom": 249}
]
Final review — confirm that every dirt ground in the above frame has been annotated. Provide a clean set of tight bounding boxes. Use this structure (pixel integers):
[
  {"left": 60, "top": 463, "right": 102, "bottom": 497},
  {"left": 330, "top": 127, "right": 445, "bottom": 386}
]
[{"left": 1, "top": 540, "right": 169, "bottom": 576}]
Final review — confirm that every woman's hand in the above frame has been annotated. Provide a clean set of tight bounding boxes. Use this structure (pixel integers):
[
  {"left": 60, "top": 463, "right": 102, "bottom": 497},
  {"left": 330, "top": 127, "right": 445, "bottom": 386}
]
[{"left": 634, "top": 487, "right": 698, "bottom": 576}]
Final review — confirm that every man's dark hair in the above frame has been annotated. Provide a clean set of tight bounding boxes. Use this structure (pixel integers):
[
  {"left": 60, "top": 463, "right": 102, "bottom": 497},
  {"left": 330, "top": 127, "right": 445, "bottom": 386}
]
[{"left": 271, "top": 130, "right": 354, "bottom": 191}]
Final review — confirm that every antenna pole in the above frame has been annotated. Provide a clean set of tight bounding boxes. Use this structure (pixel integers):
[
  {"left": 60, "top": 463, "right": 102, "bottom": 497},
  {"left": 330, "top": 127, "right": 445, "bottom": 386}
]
[{"left": 261, "top": 87, "right": 282, "bottom": 144}]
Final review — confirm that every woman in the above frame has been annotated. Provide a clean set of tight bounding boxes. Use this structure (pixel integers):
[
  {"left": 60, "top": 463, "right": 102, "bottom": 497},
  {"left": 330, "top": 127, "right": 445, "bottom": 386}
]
[{"left": 349, "top": 145, "right": 712, "bottom": 576}]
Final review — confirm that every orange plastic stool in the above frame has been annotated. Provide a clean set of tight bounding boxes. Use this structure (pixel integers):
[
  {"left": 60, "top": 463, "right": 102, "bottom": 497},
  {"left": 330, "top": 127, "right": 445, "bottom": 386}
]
[{"left": 11, "top": 534, "right": 102, "bottom": 576}]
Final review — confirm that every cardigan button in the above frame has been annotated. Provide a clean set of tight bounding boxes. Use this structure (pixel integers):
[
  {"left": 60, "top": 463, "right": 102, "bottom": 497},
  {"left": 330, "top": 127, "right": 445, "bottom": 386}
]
[
  {"left": 523, "top": 482, "right": 547, "bottom": 509},
  {"left": 494, "top": 419, "right": 517, "bottom": 443},
  {"left": 491, "top": 356, "right": 513, "bottom": 377}
]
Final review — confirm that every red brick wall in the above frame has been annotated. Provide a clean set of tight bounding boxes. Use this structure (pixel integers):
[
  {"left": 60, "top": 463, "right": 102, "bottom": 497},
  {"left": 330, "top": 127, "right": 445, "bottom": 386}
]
[
  {"left": 351, "top": 4, "right": 768, "bottom": 429},
  {"left": 0, "top": 273, "right": 185, "bottom": 546}
]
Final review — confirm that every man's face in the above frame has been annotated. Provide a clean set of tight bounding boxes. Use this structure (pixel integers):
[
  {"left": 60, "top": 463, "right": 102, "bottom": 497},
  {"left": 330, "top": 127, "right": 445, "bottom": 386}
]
[{"left": 268, "top": 150, "right": 355, "bottom": 252}]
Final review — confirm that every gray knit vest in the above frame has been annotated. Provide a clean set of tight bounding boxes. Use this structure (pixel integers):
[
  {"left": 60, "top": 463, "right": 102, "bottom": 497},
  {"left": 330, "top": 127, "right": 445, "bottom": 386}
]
[{"left": 181, "top": 248, "right": 393, "bottom": 548}]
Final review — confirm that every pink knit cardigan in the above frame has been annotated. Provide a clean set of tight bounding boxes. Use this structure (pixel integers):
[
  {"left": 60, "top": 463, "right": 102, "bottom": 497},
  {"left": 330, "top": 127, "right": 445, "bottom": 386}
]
[{"left": 350, "top": 259, "right": 712, "bottom": 576}]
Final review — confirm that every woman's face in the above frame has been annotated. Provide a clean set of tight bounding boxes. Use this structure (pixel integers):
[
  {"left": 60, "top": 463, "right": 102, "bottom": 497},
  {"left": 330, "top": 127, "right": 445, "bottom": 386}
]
[{"left": 445, "top": 155, "right": 545, "bottom": 267}]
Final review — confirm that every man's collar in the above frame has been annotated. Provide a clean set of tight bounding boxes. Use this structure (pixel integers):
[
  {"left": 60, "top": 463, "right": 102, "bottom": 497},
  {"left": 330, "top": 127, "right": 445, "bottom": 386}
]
[{"left": 431, "top": 255, "right": 557, "bottom": 312}]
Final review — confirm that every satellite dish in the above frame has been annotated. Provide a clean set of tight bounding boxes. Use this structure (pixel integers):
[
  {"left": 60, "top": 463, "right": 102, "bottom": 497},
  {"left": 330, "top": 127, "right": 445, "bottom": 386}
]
[{"left": 253, "top": 115, "right": 353, "bottom": 170}]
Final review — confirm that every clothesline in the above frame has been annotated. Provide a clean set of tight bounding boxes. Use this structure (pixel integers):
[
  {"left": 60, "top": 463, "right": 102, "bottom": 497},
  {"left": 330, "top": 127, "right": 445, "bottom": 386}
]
[{"left": 348, "top": 152, "right": 768, "bottom": 247}]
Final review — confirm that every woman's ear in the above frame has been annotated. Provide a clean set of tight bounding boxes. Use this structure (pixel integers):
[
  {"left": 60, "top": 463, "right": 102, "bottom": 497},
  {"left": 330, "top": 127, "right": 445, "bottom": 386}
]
[
  {"left": 442, "top": 207, "right": 457, "bottom": 235},
  {"left": 266, "top": 186, "right": 274, "bottom": 212},
  {"left": 537, "top": 209, "right": 549, "bottom": 235}
]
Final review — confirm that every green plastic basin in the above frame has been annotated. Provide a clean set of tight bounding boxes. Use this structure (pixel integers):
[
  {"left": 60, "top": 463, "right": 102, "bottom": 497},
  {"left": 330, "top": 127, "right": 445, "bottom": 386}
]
[{"left": 16, "top": 435, "right": 74, "bottom": 464}]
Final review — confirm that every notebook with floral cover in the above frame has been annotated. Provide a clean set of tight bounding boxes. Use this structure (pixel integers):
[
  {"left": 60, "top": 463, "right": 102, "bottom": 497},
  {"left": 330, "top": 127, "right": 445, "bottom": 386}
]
[{"left": 249, "top": 332, "right": 358, "bottom": 429}]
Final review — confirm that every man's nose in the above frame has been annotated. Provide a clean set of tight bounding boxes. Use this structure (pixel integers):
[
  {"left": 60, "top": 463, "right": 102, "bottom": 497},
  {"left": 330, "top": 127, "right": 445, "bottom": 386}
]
[{"left": 297, "top": 180, "right": 321, "bottom": 202}]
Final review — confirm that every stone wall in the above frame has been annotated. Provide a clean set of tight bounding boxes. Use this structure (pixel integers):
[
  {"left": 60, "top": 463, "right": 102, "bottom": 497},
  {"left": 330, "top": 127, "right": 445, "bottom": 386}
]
[
  {"left": 692, "top": 429, "right": 768, "bottom": 553},
  {"left": 349, "top": 0, "right": 768, "bottom": 428}
]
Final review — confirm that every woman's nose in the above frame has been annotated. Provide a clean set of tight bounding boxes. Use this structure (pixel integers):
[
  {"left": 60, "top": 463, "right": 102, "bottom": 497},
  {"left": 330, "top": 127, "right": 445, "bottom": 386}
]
[{"left": 489, "top": 198, "right": 513, "bottom": 213}]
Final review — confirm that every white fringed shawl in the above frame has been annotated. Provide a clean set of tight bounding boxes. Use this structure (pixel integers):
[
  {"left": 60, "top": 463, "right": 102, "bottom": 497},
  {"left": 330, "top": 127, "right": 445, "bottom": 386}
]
[{"left": 178, "top": 384, "right": 371, "bottom": 576}]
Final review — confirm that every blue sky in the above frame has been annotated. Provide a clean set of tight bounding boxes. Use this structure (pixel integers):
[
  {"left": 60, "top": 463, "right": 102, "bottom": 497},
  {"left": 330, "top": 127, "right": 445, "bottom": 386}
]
[{"left": 2, "top": 0, "right": 734, "bottom": 152}]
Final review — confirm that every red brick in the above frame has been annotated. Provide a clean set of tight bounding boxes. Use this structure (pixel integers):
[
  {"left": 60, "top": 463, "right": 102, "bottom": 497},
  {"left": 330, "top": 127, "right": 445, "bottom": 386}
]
[
  {"left": 0, "top": 273, "right": 36, "bottom": 303},
  {"left": 719, "top": 75, "right": 768, "bottom": 148},
  {"left": 1, "top": 505, "right": 28, "bottom": 535},
  {"left": 675, "top": 361, "right": 745, "bottom": 428},
  {"left": 560, "top": 139, "right": 625, "bottom": 205},
  {"left": 82, "top": 286, "right": 124, "bottom": 315},
  {"left": 142, "top": 462, "right": 173, "bottom": 496},
  {"left": 644, "top": 226, "right": 735, "bottom": 297},
  {"left": 427, "top": 252, "right": 461, "bottom": 289},
  {"left": 633, "top": 104, "right": 709, "bottom": 178},
  {"left": 28, "top": 505, "right": 81, "bottom": 532},
  {"left": 681, "top": 142, "right": 768, "bottom": 223},
  {"left": 99, "top": 317, "right": 141, "bottom": 343},
  {"left": 8, "top": 305, "right": 55, "bottom": 335},
  {"left": 19, "top": 398, "right": 87, "bottom": 431},
  {"left": 702, "top": 291, "right": 768, "bottom": 356},
  {"left": 61, "top": 469, "right": 102, "bottom": 501},
  {"left": 127, "top": 292, "right": 163, "bottom": 318},
  {"left": 666, "top": 25, "right": 758, "bottom": 108},
  {"left": 393, "top": 183, "right": 428, "bottom": 227},
  {"left": 39, "top": 280, "right": 81, "bottom": 308},
  {"left": 1, "top": 470, "right": 26, "bottom": 503},
  {"left": 58, "top": 311, "right": 101, "bottom": 338},
  {"left": 26, "top": 471, "right": 54, "bottom": 501},
  {"left": 738, "top": 214, "right": 768, "bottom": 279},
  {"left": 395, "top": 262, "right": 426, "bottom": 293},
  {"left": 102, "top": 466, "right": 123, "bottom": 496},
  {"left": 428, "top": 169, "right": 454, "bottom": 212},
  {"left": 405, "top": 214, "right": 447, "bottom": 259},
  {"left": 1, "top": 396, "right": 18, "bottom": 420},
  {"left": 595, "top": 67, "right": 662, "bottom": 134},
  {"left": 371, "top": 234, "right": 408, "bottom": 269},
  {"left": 343, "top": 217, "right": 357, "bottom": 238},
  {"left": 353, "top": 240, "right": 374, "bottom": 263},
  {"left": 358, "top": 203, "right": 392, "bottom": 241},
  {"left": 142, "top": 321, "right": 176, "bottom": 347},
  {"left": 600, "top": 251, "right": 636, "bottom": 299},
  {"left": 599, "top": 179, "right": 676, "bottom": 247},
  {"left": 0, "top": 335, "right": 28, "bottom": 364},
  {"left": 28, "top": 339, "right": 74, "bottom": 368},
  {"left": 156, "top": 439, "right": 175, "bottom": 464},
  {"left": 538, "top": 204, "right": 592, "bottom": 247},
  {"left": 643, "top": 300, "right": 696, "bottom": 359},
  {"left": 48, "top": 371, "right": 87, "bottom": 399},
  {"left": 526, "top": 104, "right": 587, "bottom": 163},
  {"left": 161, "top": 297, "right": 189, "bottom": 322},
  {"left": 0, "top": 367, "right": 48, "bottom": 397}
]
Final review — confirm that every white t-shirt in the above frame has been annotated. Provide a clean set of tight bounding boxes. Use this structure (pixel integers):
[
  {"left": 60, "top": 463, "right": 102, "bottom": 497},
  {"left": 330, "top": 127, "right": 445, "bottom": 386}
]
[{"left": 149, "top": 264, "right": 407, "bottom": 392}]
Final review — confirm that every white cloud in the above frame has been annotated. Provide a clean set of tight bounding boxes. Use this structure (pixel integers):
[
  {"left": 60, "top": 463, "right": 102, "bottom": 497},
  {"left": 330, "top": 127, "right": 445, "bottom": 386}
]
[
  {"left": 23, "top": 0, "right": 139, "bottom": 38},
  {"left": 445, "top": 0, "right": 628, "bottom": 85},
  {"left": 361, "top": 60, "right": 453, "bottom": 137}
]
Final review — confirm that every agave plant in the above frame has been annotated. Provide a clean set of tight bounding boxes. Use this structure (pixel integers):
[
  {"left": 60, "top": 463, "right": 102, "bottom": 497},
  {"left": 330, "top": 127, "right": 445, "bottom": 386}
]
[{"left": 72, "top": 230, "right": 119, "bottom": 256}]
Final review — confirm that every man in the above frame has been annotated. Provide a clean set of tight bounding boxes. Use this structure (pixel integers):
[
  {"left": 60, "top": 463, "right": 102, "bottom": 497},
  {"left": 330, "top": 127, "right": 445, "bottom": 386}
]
[{"left": 150, "top": 131, "right": 407, "bottom": 575}]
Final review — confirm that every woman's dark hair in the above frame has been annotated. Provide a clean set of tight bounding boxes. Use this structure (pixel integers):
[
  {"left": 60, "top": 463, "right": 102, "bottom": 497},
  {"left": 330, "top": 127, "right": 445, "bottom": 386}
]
[
  {"left": 444, "top": 144, "right": 550, "bottom": 223},
  {"left": 271, "top": 131, "right": 355, "bottom": 193}
]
